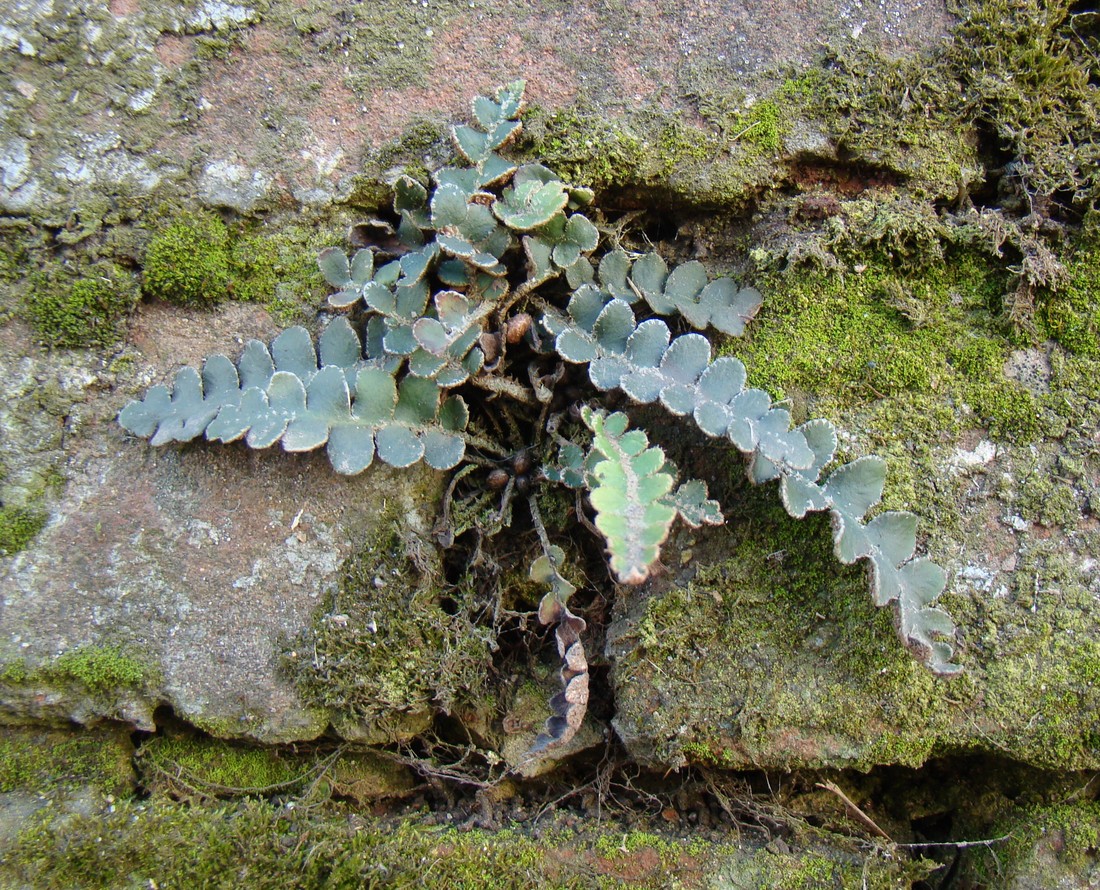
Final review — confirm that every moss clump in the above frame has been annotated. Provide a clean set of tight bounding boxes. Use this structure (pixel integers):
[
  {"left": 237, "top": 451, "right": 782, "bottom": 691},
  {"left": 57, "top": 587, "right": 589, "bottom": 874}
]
[
  {"left": 0, "top": 726, "right": 134, "bottom": 796},
  {"left": 613, "top": 491, "right": 960, "bottom": 771},
  {"left": 282, "top": 527, "right": 493, "bottom": 736},
  {"left": 1041, "top": 245, "right": 1100, "bottom": 357},
  {"left": 0, "top": 504, "right": 48, "bottom": 556},
  {"left": 802, "top": 48, "right": 977, "bottom": 203},
  {"left": 970, "top": 544, "right": 1100, "bottom": 769},
  {"left": 24, "top": 264, "right": 139, "bottom": 348},
  {"left": 963, "top": 800, "right": 1100, "bottom": 886},
  {"left": 41, "top": 645, "right": 153, "bottom": 695},
  {"left": 951, "top": 0, "right": 1100, "bottom": 203},
  {"left": 1, "top": 793, "right": 928, "bottom": 890},
  {"left": 142, "top": 212, "right": 232, "bottom": 306},
  {"left": 524, "top": 105, "right": 647, "bottom": 190},
  {"left": 2, "top": 800, "right": 584, "bottom": 890},
  {"left": 138, "top": 735, "right": 313, "bottom": 797},
  {"left": 965, "top": 379, "right": 1043, "bottom": 442},
  {"left": 724, "top": 260, "right": 955, "bottom": 405},
  {"left": 723, "top": 254, "right": 1052, "bottom": 445},
  {"left": 950, "top": 335, "right": 1004, "bottom": 379},
  {"left": 226, "top": 222, "right": 334, "bottom": 323}
]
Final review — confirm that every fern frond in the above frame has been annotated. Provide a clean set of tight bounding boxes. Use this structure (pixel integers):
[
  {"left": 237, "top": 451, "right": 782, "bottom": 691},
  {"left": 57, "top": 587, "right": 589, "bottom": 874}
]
[
  {"left": 119, "top": 319, "right": 469, "bottom": 474},
  {"left": 582, "top": 249, "right": 762, "bottom": 335},
  {"left": 548, "top": 299, "right": 960, "bottom": 673},
  {"left": 528, "top": 545, "right": 589, "bottom": 755},
  {"left": 580, "top": 407, "right": 723, "bottom": 585}
]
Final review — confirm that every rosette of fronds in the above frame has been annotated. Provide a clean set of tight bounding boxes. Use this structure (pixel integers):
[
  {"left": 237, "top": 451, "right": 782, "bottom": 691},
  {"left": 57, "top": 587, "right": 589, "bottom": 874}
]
[{"left": 120, "top": 79, "right": 961, "bottom": 768}]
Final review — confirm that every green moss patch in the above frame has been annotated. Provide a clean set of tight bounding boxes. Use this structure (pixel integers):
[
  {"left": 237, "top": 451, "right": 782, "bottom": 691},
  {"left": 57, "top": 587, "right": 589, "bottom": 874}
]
[
  {"left": 0, "top": 792, "right": 935, "bottom": 890},
  {"left": 1041, "top": 244, "right": 1100, "bottom": 357},
  {"left": 50, "top": 645, "right": 152, "bottom": 694},
  {"left": 612, "top": 496, "right": 961, "bottom": 771},
  {"left": 137, "top": 735, "right": 315, "bottom": 798},
  {"left": 951, "top": 0, "right": 1100, "bottom": 202},
  {"left": 282, "top": 526, "right": 494, "bottom": 739},
  {"left": 24, "top": 263, "right": 139, "bottom": 349},
  {"left": 1, "top": 645, "right": 159, "bottom": 698},
  {"left": 142, "top": 212, "right": 232, "bottom": 306},
  {"left": 523, "top": 105, "right": 648, "bottom": 190},
  {"left": 962, "top": 799, "right": 1100, "bottom": 886},
  {"left": 2, "top": 801, "right": 580, "bottom": 889},
  {"left": 722, "top": 254, "right": 1058, "bottom": 447},
  {"left": 0, "top": 505, "right": 48, "bottom": 556},
  {"left": 0, "top": 726, "right": 134, "bottom": 796},
  {"left": 225, "top": 221, "right": 335, "bottom": 323}
]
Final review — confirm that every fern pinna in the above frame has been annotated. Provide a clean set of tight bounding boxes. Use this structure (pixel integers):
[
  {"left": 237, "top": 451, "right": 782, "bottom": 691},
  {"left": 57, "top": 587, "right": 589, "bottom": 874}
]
[{"left": 120, "top": 81, "right": 960, "bottom": 761}]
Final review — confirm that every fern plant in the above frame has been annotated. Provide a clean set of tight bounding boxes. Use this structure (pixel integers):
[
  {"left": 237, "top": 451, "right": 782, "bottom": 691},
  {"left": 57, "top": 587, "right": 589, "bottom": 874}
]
[{"left": 120, "top": 81, "right": 960, "bottom": 758}]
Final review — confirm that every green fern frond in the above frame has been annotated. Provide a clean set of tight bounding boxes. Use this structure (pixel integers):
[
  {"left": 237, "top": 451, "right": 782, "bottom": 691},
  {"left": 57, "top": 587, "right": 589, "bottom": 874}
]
[
  {"left": 119, "top": 319, "right": 469, "bottom": 474},
  {"left": 548, "top": 297, "right": 960, "bottom": 673},
  {"left": 580, "top": 407, "right": 723, "bottom": 585}
]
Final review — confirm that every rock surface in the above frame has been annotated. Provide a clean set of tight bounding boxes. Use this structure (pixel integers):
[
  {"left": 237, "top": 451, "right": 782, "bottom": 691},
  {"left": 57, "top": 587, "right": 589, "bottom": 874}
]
[{"left": 0, "top": 305, "right": 440, "bottom": 742}]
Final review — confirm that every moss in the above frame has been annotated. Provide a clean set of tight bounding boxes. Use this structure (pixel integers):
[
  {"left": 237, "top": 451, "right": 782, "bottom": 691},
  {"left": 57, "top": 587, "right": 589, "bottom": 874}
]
[
  {"left": 963, "top": 800, "right": 1100, "bottom": 886},
  {"left": 2, "top": 800, "right": 591, "bottom": 890},
  {"left": 524, "top": 105, "right": 648, "bottom": 190},
  {"left": 327, "top": 750, "right": 417, "bottom": 803},
  {"left": 194, "top": 31, "right": 247, "bottom": 61},
  {"left": 950, "top": 335, "right": 1004, "bottom": 379},
  {"left": 138, "top": 735, "right": 313, "bottom": 797},
  {"left": 226, "top": 221, "right": 334, "bottom": 323},
  {"left": 965, "top": 379, "right": 1043, "bottom": 442},
  {"left": 39, "top": 645, "right": 155, "bottom": 695},
  {"left": 368, "top": 119, "right": 450, "bottom": 184},
  {"left": 736, "top": 100, "right": 783, "bottom": 153},
  {"left": 614, "top": 492, "right": 963, "bottom": 771},
  {"left": 950, "top": 538, "right": 1100, "bottom": 770},
  {"left": 723, "top": 260, "right": 953, "bottom": 405},
  {"left": 802, "top": 47, "right": 978, "bottom": 202},
  {"left": 524, "top": 86, "right": 793, "bottom": 205},
  {"left": 722, "top": 254, "right": 1054, "bottom": 450},
  {"left": 0, "top": 792, "right": 930, "bottom": 890},
  {"left": 24, "top": 263, "right": 140, "bottom": 349},
  {"left": 1014, "top": 467, "right": 1082, "bottom": 529},
  {"left": 1041, "top": 244, "right": 1100, "bottom": 357},
  {"left": 685, "top": 71, "right": 789, "bottom": 154},
  {"left": 0, "top": 660, "right": 30, "bottom": 685},
  {"left": 0, "top": 504, "right": 48, "bottom": 556},
  {"left": 142, "top": 212, "right": 232, "bottom": 306},
  {"left": 282, "top": 522, "right": 494, "bottom": 737},
  {"left": 951, "top": 0, "right": 1100, "bottom": 202},
  {"left": 0, "top": 726, "right": 135, "bottom": 796}
]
